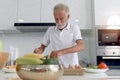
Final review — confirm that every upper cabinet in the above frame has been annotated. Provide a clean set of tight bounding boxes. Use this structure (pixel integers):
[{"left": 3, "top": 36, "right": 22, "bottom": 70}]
[
  {"left": 94, "top": 0, "right": 120, "bottom": 25},
  {"left": 0, "top": 0, "right": 92, "bottom": 30},
  {"left": 17, "top": 0, "right": 92, "bottom": 29},
  {"left": 17, "top": 0, "right": 64, "bottom": 23},
  {"left": 41, "top": 0, "right": 64, "bottom": 23},
  {"left": 17, "top": 0, "right": 41, "bottom": 22},
  {"left": 0, "top": 0, "right": 17, "bottom": 30},
  {"left": 65, "top": 0, "right": 92, "bottom": 29}
]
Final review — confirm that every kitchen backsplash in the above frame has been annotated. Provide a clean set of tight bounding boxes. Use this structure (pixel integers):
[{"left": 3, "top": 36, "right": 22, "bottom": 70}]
[
  {"left": 0, "top": 32, "right": 44, "bottom": 60},
  {"left": 0, "top": 31, "right": 91, "bottom": 65}
]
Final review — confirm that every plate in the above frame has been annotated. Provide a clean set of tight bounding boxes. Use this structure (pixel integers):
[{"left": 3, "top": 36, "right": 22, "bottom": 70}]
[
  {"left": 2, "top": 68, "right": 16, "bottom": 73},
  {"left": 84, "top": 68, "right": 108, "bottom": 73}
]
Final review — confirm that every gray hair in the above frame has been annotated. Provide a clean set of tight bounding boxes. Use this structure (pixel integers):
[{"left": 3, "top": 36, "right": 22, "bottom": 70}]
[{"left": 53, "top": 3, "right": 69, "bottom": 14}]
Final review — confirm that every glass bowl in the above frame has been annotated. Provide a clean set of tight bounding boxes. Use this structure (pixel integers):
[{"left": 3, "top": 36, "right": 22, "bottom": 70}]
[{"left": 16, "top": 64, "right": 63, "bottom": 80}]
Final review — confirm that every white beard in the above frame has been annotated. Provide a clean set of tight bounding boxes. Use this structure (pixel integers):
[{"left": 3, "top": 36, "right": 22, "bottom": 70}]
[{"left": 56, "top": 23, "right": 67, "bottom": 29}]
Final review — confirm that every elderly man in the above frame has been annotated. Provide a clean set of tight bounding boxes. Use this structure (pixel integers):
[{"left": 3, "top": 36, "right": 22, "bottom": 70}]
[{"left": 34, "top": 3, "right": 84, "bottom": 68}]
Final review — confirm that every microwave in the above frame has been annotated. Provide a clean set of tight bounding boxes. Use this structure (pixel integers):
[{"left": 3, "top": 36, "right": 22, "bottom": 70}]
[{"left": 98, "top": 29, "right": 120, "bottom": 46}]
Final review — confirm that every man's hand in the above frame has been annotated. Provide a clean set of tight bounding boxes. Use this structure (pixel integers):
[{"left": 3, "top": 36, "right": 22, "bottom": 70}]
[
  {"left": 33, "top": 45, "right": 46, "bottom": 54},
  {"left": 50, "top": 50, "right": 63, "bottom": 58},
  {"left": 34, "top": 48, "right": 41, "bottom": 54}
]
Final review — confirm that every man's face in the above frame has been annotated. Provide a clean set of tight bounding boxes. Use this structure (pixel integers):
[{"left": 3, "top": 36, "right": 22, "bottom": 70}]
[{"left": 54, "top": 10, "right": 69, "bottom": 29}]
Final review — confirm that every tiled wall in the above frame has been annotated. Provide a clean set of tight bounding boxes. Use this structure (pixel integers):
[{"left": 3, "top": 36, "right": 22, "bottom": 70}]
[{"left": 0, "top": 31, "right": 91, "bottom": 65}]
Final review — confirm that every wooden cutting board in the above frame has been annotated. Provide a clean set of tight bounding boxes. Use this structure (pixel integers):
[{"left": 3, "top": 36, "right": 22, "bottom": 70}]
[{"left": 64, "top": 68, "right": 85, "bottom": 75}]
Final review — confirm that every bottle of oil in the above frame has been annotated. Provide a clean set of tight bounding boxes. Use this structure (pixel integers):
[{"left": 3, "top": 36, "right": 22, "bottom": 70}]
[{"left": 0, "top": 40, "right": 4, "bottom": 52}]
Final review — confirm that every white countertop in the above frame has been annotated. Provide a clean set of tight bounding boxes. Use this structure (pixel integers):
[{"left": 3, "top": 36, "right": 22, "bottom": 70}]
[{"left": 0, "top": 69, "right": 120, "bottom": 80}]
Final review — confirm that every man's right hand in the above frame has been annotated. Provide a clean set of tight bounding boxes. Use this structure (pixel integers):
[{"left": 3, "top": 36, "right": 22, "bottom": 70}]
[
  {"left": 34, "top": 48, "right": 41, "bottom": 53},
  {"left": 33, "top": 44, "right": 46, "bottom": 54}
]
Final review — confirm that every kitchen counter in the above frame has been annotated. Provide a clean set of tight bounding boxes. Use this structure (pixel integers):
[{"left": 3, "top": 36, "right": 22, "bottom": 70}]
[{"left": 0, "top": 69, "right": 120, "bottom": 80}]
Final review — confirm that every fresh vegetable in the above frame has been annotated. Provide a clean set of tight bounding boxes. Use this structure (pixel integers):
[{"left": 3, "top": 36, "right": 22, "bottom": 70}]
[
  {"left": 24, "top": 53, "right": 44, "bottom": 59},
  {"left": 44, "top": 56, "right": 59, "bottom": 65},
  {"left": 16, "top": 57, "right": 43, "bottom": 65},
  {"left": 98, "top": 62, "right": 108, "bottom": 69},
  {"left": 16, "top": 54, "right": 59, "bottom": 65},
  {"left": 88, "top": 65, "right": 98, "bottom": 69}
]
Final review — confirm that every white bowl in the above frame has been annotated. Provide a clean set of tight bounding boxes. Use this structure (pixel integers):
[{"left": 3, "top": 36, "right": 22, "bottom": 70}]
[{"left": 84, "top": 68, "right": 108, "bottom": 73}]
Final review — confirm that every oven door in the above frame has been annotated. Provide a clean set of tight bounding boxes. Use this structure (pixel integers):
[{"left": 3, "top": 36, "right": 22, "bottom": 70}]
[
  {"left": 97, "top": 56, "right": 120, "bottom": 69},
  {"left": 98, "top": 29, "right": 120, "bottom": 46}
]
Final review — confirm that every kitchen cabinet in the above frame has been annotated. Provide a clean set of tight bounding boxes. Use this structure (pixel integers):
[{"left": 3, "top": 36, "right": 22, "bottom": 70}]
[
  {"left": 0, "top": 0, "right": 17, "bottom": 30},
  {"left": 17, "top": 0, "right": 64, "bottom": 23},
  {"left": 41, "top": 0, "right": 64, "bottom": 22},
  {"left": 16, "top": 0, "right": 92, "bottom": 29},
  {"left": 94, "top": 0, "right": 120, "bottom": 25},
  {"left": 65, "top": 0, "right": 92, "bottom": 29},
  {"left": 17, "top": 0, "right": 41, "bottom": 22}
]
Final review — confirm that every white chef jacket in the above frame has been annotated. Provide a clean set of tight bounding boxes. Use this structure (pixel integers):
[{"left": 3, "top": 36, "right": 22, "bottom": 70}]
[{"left": 41, "top": 23, "right": 82, "bottom": 68}]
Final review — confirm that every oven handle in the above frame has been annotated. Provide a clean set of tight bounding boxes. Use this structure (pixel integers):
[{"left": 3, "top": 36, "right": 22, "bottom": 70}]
[{"left": 102, "top": 57, "right": 120, "bottom": 59}]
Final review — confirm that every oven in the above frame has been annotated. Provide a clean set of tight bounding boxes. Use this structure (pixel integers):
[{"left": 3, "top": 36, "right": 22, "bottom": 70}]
[
  {"left": 97, "top": 56, "right": 120, "bottom": 69},
  {"left": 97, "top": 48, "right": 120, "bottom": 69},
  {"left": 96, "top": 27, "right": 120, "bottom": 69}
]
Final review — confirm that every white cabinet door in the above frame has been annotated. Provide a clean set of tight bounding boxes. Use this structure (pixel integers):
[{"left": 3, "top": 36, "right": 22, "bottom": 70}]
[
  {"left": 41, "top": 0, "right": 64, "bottom": 23},
  {"left": 94, "top": 0, "right": 120, "bottom": 25},
  {"left": 17, "top": 0, "right": 41, "bottom": 22},
  {"left": 65, "top": 0, "right": 92, "bottom": 29},
  {"left": 0, "top": 0, "right": 17, "bottom": 30}
]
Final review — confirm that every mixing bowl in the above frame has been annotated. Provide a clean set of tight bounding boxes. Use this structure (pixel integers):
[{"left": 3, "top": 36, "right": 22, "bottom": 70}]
[
  {"left": 0, "top": 52, "right": 9, "bottom": 71},
  {"left": 16, "top": 64, "right": 63, "bottom": 80}
]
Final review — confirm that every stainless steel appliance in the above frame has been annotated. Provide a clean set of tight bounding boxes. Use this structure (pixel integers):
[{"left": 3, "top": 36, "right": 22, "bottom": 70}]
[
  {"left": 96, "top": 27, "right": 120, "bottom": 69},
  {"left": 98, "top": 29, "right": 120, "bottom": 46}
]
